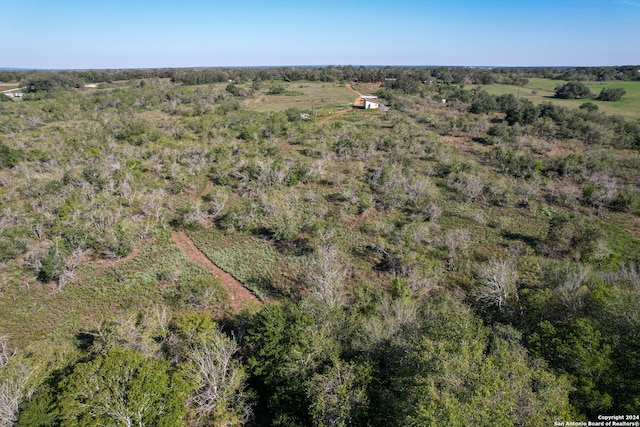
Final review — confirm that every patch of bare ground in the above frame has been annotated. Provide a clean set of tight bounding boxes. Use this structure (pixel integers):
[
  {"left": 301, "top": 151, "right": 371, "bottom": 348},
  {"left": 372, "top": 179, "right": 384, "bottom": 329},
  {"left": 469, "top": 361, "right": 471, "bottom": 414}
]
[
  {"left": 170, "top": 229, "right": 260, "bottom": 312},
  {"left": 199, "top": 181, "right": 212, "bottom": 199}
]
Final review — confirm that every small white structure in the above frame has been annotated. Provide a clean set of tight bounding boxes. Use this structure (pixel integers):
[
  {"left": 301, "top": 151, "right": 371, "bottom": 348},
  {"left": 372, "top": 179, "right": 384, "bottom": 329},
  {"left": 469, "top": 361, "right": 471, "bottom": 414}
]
[
  {"left": 363, "top": 99, "right": 379, "bottom": 109},
  {"left": 2, "top": 89, "right": 23, "bottom": 99},
  {"left": 361, "top": 96, "right": 379, "bottom": 110}
]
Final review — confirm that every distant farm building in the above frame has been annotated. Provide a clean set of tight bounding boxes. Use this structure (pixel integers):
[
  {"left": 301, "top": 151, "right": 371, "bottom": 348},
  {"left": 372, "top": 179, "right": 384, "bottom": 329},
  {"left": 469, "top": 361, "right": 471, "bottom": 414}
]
[
  {"left": 355, "top": 95, "right": 380, "bottom": 109},
  {"left": 364, "top": 98, "right": 379, "bottom": 109}
]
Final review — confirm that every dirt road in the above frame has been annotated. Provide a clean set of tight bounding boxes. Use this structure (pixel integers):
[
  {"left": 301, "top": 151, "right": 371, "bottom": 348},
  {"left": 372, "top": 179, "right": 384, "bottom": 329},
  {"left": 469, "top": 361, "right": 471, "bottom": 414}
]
[{"left": 171, "top": 229, "right": 259, "bottom": 312}]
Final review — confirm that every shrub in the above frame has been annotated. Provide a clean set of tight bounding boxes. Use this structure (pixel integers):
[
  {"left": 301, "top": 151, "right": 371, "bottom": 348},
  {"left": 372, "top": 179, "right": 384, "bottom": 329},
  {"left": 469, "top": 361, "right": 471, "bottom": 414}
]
[
  {"left": 38, "top": 241, "right": 68, "bottom": 283},
  {"left": 0, "top": 142, "right": 21, "bottom": 168},
  {"left": 164, "top": 274, "right": 223, "bottom": 309},
  {"left": 610, "top": 188, "right": 638, "bottom": 212},
  {"left": 597, "top": 88, "right": 626, "bottom": 102},
  {"left": 541, "top": 212, "right": 603, "bottom": 261},
  {"left": 485, "top": 124, "right": 510, "bottom": 145},
  {"left": 579, "top": 102, "right": 599, "bottom": 112},
  {"left": 488, "top": 147, "right": 541, "bottom": 179}
]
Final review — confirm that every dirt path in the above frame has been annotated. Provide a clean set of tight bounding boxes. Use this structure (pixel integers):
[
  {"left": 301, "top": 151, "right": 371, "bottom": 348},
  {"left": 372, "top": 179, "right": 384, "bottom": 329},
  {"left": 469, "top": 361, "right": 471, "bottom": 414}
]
[
  {"left": 346, "top": 83, "right": 364, "bottom": 98},
  {"left": 171, "top": 229, "right": 260, "bottom": 312},
  {"left": 318, "top": 83, "right": 365, "bottom": 125},
  {"left": 198, "top": 181, "right": 212, "bottom": 199}
]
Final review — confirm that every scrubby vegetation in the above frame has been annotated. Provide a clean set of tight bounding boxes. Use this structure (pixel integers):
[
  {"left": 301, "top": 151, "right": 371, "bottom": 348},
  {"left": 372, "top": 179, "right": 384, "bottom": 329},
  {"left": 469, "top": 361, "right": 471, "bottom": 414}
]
[{"left": 1, "top": 65, "right": 639, "bottom": 425}]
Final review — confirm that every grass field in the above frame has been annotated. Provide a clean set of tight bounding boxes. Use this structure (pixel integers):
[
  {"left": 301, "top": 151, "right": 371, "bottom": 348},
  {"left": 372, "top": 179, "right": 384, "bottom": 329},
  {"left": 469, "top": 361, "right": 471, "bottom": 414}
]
[
  {"left": 480, "top": 78, "right": 640, "bottom": 117},
  {"left": 0, "top": 230, "right": 229, "bottom": 347},
  {"left": 242, "top": 81, "right": 357, "bottom": 113}
]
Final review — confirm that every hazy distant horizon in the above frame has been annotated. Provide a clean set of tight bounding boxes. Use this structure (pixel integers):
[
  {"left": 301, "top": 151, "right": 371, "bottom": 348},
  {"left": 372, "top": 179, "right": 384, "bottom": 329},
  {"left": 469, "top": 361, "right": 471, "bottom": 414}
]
[
  {"left": 3, "top": 0, "right": 639, "bottom": 70},
  {"left": 2, "top": 64, "right": 639, "bottom": 73}
]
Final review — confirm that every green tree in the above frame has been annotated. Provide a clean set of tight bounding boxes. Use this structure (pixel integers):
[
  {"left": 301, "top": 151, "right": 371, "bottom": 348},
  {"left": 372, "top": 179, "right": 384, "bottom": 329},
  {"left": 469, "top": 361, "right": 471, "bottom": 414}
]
[
  {"left": 529, "top": 319, "right": 613, "bottom": 416},
  {"left": 469, "top": 90, "right": 498, "bottom": 114},
  {"left": 357, "top": 296, "right": 575, "bottom": 426},
  {"left": 244, "top": 302, "right": 341, "bottom": 425},
  {"left": 485, "top": 124, "right": 510, "bottom": 145},
  {"left": 57, "top": 348, "right": 186, "bottom": 427},
  {"left": 495, "top": 94, "right": 539, "bottom": 125},
  {"left": 555, "top": 82, "right": 593, "bottom": 99},
  {"left": 541, "top": 212, "right": 603, "bottom": 261},
  {"left": 267, "top": 83, "right": 286, "bottom": 95},
  {"left": 405, "top": 325, "right": 575, "bottom": 426}
]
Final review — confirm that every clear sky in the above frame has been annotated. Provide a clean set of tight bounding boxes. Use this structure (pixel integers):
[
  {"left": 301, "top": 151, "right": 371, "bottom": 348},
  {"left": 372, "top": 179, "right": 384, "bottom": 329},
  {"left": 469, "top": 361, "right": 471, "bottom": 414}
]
[{"left": 2, "top": 0, "right": 639, "bottom": 69}]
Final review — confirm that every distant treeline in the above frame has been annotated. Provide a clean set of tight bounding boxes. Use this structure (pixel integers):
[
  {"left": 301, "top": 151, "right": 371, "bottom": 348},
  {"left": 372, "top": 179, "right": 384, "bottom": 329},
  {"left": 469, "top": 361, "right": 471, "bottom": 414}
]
[{"left": 1, "top": 65, "right": 639, "bottom": 88}]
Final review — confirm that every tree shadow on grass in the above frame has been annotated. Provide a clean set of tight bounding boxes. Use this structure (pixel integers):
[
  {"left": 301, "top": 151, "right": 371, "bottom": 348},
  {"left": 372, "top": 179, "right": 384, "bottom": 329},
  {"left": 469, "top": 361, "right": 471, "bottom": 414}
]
[
  {"left": 501, "top": 231, "right": 540, "bottom": 250},
  {"left": 273, "top": 238, "right": 313, "bottom": 257},
  {"left": 75, "top": 331, "right": 96, "bottom": 351}
]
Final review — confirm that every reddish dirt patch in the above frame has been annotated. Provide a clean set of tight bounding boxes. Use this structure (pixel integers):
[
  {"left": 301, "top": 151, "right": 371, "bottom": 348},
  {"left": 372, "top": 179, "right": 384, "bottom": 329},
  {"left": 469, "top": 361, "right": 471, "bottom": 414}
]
[
  {"left": 171, "top": 229, "right": 260, "bottom": 312},
  {"left": 199, "top": 181, "right": 212, "bottom": 199}
]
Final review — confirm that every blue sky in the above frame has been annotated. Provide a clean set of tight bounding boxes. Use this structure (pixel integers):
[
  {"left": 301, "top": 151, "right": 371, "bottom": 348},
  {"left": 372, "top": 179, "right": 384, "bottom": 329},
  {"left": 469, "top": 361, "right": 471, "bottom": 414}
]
[{"left": 2, "top": 0, "right": 639, "bottom": 69}]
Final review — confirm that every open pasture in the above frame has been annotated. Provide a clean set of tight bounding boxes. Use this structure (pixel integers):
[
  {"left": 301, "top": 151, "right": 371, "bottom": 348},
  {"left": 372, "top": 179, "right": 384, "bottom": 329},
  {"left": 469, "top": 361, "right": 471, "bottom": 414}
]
[
  {"left": 242, "top": 81, "right": 356, "bottom": 113},
  {"left": 481, "top": 78, "right": 640, "bottom": 117}
]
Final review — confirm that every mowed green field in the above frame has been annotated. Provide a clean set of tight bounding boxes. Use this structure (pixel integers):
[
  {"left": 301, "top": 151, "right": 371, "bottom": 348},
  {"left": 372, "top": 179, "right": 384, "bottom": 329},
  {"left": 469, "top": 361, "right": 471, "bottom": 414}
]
[
  {"left": 242, "top": 81, "right": 357, "bottom": 113},
  {"left": 481, "top": 78, "right": 640, "bottom": 117}
]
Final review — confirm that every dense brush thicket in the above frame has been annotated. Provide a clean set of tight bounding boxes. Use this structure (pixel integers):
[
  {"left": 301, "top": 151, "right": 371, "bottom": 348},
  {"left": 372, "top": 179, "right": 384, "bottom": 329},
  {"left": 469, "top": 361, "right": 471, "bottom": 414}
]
[{"left": 1, "top": 66, "right": 639, "bottom": 426}]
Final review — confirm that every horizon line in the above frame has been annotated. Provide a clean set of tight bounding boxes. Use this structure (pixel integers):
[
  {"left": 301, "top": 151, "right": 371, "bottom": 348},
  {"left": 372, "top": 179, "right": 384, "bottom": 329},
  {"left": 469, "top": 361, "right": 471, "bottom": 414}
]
[{"left": 2, "top": 64, "right": 640, "bottom": 72}]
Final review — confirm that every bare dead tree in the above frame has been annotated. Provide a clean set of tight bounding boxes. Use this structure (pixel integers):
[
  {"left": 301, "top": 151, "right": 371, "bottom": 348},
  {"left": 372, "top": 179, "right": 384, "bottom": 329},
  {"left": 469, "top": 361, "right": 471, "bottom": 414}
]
[
  {"left": 590, "top": 173, "right": 618, "bottom": 216},
  {"left": 207, "top": 191, "right": 229, "bottom": 219},
  {"left": 306, "top": 245, "right": 346, "bottom": 309},
  {"left": 0, "top": 337, "right": 38, "bottom": 427},
  {"left": 474, "top": 258, "right": 519, "bottom": 313},
  {"left": 186, "top": 333, "right": 252, "bottom": 426},
  {"left": 0, "top": 337, "right": 12, "bottom": 367},
  {"left": 56, "top": 248, "right": 85, "bottom": 292},
  {"left": 443, "top": 228, "right": 472, "bottom": 271},
  {"left": 455, "top": 173, "right": 485, "bottom": 203},
  {"left": 554, "top": 264, "right": 591, "bottom": 313},
  {"left": 141, "top": 189, "right": 168, "bottom": 223}
]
